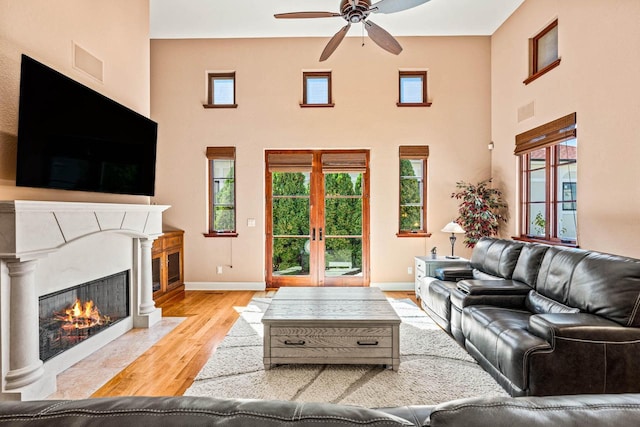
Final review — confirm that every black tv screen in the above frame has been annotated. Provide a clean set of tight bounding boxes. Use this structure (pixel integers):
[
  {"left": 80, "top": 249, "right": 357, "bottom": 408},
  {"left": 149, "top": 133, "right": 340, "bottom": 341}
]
[{"left": 16, "top": 55, "right": 157, "bottom": 196}]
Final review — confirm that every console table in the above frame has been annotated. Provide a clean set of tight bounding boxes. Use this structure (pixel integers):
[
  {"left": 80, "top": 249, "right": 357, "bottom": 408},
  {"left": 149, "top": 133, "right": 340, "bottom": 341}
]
[{"left": 414, "top": 256, "right": 469, "bottom": 298}]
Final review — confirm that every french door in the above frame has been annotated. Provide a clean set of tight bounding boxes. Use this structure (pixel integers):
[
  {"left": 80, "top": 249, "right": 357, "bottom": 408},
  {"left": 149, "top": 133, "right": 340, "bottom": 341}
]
[{"left": 265, "top": 150, "right": 370, "bottom": 287}]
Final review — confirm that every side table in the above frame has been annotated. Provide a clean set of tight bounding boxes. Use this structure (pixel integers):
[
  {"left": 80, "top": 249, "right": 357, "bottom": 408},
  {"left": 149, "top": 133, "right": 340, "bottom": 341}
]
[{"left": 414, "top": 256, "right": 469, "bottom": 298}]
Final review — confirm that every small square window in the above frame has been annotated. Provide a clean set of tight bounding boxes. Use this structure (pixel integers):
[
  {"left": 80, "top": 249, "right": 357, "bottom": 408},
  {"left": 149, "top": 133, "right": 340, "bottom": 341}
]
[
  {"left": 524, "top": 20, "right": 561, "bottom": 85},
  {"left": 301, "top": 71, "right": 334, "bottom": 107},
  {"left": 397, "top": 71, "right": 431, "bottom": 107},
  {"left": 205, "top": 72, "right": 237, "bottom": 108}
]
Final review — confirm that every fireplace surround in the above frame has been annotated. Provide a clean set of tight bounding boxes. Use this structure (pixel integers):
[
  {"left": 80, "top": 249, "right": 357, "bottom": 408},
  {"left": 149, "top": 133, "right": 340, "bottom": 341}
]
[{"left": 0, "top": 201, "right": 169, "bottom": 401}]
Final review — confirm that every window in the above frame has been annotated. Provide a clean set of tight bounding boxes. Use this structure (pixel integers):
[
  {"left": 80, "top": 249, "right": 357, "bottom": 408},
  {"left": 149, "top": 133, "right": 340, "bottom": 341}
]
[
  {"left": 397, "top": 71, "right": 431, "bottom": 107},
  {"left": 205, "top": 147, "right": 237, "bottom": 237},
  {"left": 516, "top": 113, "right": 577, "bottom": 244},
  {"left": 524, "top": 20, "right": 560, "bottom": 85},
  {"left": 204, "top": 72, "right": 237, "bottom": 108},
  {"left": 301, "top": 71, "right": 334, "bottom": 107},
  {"left": 398, "top": 146, "right": 429, "bottom": 237}
]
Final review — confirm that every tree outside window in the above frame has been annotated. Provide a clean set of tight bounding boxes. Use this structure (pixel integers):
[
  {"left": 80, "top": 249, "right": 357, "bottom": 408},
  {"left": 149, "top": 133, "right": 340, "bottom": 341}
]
[{"left": 398, "top": 146, "right": 429, "bottom": 236}]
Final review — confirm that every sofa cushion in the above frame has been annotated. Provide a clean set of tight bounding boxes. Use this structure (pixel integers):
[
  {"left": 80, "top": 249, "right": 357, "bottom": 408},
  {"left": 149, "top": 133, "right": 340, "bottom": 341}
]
[
  {"left": 525, "top": 291, "right": 579, "bottom": 315},
  {"left": 512, "top": 243, "right": 550, "bottom": 287},
  {"left": 535, "top": 246, "right": 589, "bottom": 303},
  {"left": 423, "top": 280, "right": 458, "bottom": 329},
  {"left": 462, "top": 306, "right": 551, "bottom": 390},
  {"left": 566, "top": 252, "right": 640, "bottom": 326},
  {"left": 470, "top": 238, "right": 524, "bottom": 279},
  {"left": 429, "top": 393, "right": 640, "bottom": 427},
  {"left": 0, "top": 396, "right": 414, "bottom": 427}
]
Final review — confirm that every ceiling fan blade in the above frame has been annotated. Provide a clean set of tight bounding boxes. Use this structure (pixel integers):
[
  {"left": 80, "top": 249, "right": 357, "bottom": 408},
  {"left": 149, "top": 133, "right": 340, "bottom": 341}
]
[
  {"left": 320, "top": 23, "right": 351, "bottom": 62},
  {"left": 364, "top": 20, "right": 403, "bottom": 55},
  {"left": 274, "top": 11, "right": 342, "bottom": 19},
  {"left": 370, "top": 0, "right": 431, "bottom": 14}
]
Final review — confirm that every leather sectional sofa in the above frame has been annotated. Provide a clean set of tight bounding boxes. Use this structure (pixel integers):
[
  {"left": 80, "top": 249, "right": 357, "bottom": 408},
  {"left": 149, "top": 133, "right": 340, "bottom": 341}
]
[
  {"left": 2, "top": 393, "right": 640, "bottom": 426},
  {"left": 418, "top": 237, "right": 640, "bottom": 397}
]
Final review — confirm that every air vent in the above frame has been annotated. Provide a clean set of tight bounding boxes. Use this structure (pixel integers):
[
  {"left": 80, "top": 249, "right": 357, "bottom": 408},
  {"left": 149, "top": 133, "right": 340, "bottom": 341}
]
[{"left": 518, "top": 101, "right": 535, "bottom": 122}]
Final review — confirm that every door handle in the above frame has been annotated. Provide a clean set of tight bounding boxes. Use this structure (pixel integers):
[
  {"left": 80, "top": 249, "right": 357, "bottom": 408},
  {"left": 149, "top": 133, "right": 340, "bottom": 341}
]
[
  {"left": 312, "top": 228, "right": 316, "bottom": 241},
  {"left": 319, "top": 227, "right": 323, "bottom": 241}
]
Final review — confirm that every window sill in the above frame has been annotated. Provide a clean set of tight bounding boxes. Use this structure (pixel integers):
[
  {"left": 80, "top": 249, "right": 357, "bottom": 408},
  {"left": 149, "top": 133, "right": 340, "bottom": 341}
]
[
  {"left": 203, "top": 232, "right": 239, "bottom": 238},
  {"left": 523, "top": 58, "right": 561, "bottom": 85},
  {"left": 300, "top": 103, "right": 335, "bottom": 108},
  {"left": 396, "top": 102, "right": 432, "bottom": 107},
  {"left": 203, "top": 104, "right": 238, "bottom": 109},
  {"left": 512, "top": 235, "right": 577, "bottom": 248},
  {"left": 397, "top": 231, "right": 432, "bottom": 238}
]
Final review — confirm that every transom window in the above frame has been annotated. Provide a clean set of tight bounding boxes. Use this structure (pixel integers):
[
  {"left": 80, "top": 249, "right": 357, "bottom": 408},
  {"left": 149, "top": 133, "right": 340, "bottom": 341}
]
[
  {"left": 301, "top": 71, "right": 334, "bottom": 107},
  {"left": 398, "top": 146, "right": 429, "bottom": 236},
  {"left": 205, "top": 72, "right": 237, "bottom": 108},
  {"left": 397, "top": 71, "right": 431, "bottom": 107},
  {"left": 524, "top": 20, "right": 560, "bottom": 85},
  {"left": 516, "top": 113, "right": 577, "bottom": 245},
  {"left": 205, "top": 147, "right": 237, "bottom": 237}
]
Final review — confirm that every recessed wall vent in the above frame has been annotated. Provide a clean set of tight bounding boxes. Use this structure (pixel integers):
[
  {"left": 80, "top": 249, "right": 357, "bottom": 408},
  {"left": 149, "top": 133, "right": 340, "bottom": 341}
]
[
  {"left": 73, "top": 42, "right": 103, "bottom": 82},
  {"left": 518, "top": 101, "right": 535, "bottom": 122}
]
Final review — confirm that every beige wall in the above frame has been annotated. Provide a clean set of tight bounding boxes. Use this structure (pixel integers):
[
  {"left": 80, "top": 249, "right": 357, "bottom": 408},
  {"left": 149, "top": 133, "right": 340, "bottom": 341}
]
[
  {"left": 0, "top": 0, "right": 151, "bottom": 204},
  {"left": 491, "top": 0, "right": 640, "bottom": 258},
  {"left": 151, "top": 36, "right": 492, "bottom": 286}
]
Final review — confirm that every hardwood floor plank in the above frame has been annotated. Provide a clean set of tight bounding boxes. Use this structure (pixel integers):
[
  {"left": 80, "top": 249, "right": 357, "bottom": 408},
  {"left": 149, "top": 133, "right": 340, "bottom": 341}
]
[{"left": 91, "top": 289, "right": 416, "bottom": 397}]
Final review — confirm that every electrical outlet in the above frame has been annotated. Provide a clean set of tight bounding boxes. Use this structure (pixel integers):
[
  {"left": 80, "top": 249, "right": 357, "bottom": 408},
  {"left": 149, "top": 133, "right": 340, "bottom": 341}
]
[
  {"left": 407, "top": 266, "right": 413, "bottom": 275},
  {"left": 216, "top": 266, "right": 223, "bottom": 274}
]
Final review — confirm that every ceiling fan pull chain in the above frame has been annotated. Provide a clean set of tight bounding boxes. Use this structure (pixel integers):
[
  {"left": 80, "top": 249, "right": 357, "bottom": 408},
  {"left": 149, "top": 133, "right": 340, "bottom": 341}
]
[{"left": 362, "top": 23, "right": 365, "bottom": 47}]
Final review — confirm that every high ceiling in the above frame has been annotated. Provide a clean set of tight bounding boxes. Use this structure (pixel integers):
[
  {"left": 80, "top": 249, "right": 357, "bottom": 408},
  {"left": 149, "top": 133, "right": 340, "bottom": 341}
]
[{"left": 150, "top": 0, "right": 525, "bottom": 39}]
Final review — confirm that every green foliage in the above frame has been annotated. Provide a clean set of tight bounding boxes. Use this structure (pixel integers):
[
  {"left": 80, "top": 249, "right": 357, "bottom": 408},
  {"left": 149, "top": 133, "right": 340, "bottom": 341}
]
[
  {"left": 400, "top": 159, "right": 422, "bottom": 231},
  {"left": 451, "top": 179, "right": 507, "bottom": 248}
]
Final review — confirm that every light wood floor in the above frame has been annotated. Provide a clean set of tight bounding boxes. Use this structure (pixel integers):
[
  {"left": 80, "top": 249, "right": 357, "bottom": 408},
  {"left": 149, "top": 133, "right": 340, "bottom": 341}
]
[{"left": 91, "top": 289, "right": 417, "bottom": 397}]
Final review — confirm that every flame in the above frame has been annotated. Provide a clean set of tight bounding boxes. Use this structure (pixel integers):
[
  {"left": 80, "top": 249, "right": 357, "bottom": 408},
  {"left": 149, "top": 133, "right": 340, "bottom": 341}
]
[{"left": 56, "top": 298, "right": 104, "bottom": 331}]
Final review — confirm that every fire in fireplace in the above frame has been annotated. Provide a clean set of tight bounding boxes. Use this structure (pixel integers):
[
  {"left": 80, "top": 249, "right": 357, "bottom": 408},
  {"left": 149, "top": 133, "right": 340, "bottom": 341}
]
[{"left": 39, "top": 271, "right": 130, "bottom": 362}]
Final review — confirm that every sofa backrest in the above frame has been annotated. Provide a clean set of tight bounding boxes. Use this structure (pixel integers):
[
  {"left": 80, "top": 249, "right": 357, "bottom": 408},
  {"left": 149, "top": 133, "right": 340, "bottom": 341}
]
[
  {"left": 512, "top": 243, "right": 550, "bottom": 287},
  {"left": 470, "top": 238, "right": 524, "bottom": 279},
  {"left": 536, "top": 246, "right": 640, "bottom": 326}
]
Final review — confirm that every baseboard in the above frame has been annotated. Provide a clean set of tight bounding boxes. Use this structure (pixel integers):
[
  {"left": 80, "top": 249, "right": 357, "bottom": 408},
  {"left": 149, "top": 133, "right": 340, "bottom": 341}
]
[
  {"left": 184, "top": 282, "right": 266, "bottom": 291},
  {"left": 185, "top": 282, "right": 413, "bottom": 292}
]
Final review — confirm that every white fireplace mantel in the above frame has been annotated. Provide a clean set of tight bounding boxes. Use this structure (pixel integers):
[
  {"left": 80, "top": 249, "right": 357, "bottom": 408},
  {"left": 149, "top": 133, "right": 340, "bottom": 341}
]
[{"left": 0, "top": 200, "right": 170, "bottom": 401}]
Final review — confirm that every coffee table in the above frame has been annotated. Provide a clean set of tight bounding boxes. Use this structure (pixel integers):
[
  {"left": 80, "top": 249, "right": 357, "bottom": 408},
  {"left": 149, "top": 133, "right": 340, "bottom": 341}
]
[{"left": 262, "top": 287, "right": 401, "bottom": 370}]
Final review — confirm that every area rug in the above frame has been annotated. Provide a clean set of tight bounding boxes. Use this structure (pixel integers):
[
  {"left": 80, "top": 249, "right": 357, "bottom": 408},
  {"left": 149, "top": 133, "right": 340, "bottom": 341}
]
[{"left": 184, "top": 296, "right": 507, "bottom": 407}]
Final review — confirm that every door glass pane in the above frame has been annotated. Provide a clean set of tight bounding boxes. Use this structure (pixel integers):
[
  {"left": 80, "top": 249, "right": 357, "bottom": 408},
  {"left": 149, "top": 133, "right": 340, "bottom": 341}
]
[
  {"left": 528, "top": 168, "right": 546, "bottom": 203},
  {"left": 167, "top": 251, "right": 180, "bottom": 285},
  {"left": 325, "top": 238, "right": 362, "bottom": 276},
  {"left": 272, "top": 171, "right": 311, "bottom": 276},
  {"left": 152, "top": 257, "right": 161, "bottom": 293},
  {"left": 556, "top": 139, "right": 577, "bottom": 241},
  {"left": 325, "top": 199, "right": 362, "bottom": 235},
  {"left": 272, "top": 237, "right": 310, "bottom": 276}
]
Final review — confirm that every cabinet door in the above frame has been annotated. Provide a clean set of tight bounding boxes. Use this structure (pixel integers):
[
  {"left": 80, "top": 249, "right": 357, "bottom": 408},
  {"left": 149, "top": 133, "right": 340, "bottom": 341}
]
[
  {"left": 152, "top": 252, "right": 164, "bottom": 294},
  {"left": 166, "top": 248, "right": 183, "bottom": 290}
]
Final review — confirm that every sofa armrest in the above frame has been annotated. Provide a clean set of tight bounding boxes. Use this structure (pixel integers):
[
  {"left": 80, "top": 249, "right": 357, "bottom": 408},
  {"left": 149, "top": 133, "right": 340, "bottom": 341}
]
[
  {"left": 457, "top": 279, "right": 531, "bottom": 295},
  {"left": 450, "top": 288, "right": 528, "bottom": 310},
  {"left": 434, "top": 267, "right": 473, "bottom": 281},
  {"left": 529, "top": 313, "right": 640, "bottom": 343}
]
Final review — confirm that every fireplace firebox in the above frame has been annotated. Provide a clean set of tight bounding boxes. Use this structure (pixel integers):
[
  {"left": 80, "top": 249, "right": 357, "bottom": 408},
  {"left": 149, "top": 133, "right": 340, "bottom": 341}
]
[{"left": 39, "top": 271, "right": 130, "bottom": 362}]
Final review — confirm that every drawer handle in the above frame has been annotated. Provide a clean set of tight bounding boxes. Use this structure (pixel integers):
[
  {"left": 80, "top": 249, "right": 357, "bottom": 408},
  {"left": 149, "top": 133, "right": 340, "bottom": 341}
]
[
  {"left": 357, "top": 340, "right": 379, "bottom": 346},
  {"left": 284, "top": 340, "right": 306, "bottom": 346}
]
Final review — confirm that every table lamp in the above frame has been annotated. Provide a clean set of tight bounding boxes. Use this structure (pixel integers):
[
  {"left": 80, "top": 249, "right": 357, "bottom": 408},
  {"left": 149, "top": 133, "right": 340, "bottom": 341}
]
[{"left": 441, "top": 221, "right": 465, "bottom": 259}]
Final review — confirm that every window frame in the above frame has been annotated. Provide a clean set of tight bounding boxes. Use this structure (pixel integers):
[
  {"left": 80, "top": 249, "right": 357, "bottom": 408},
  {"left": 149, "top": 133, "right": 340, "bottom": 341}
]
[
  {"left": 397, "top": 71, "right": 432, "bottom": 107},
  {"left": 300, "top": 71, "right": 334, "bottom": 108},
  {"left": 524, "top": 19, "right": 561, "bottom": 85},
  {"left": 204, "top": 146, "right": 238, "bottom": 237},
  {"left": 397, "top": 145, "right": 430, "bottom": 237},
  {"left": 204, "top": 72, "right": 238, "bottom": 108},
  {"left": 515, "top": 113, "right": 577, "bottom": 246}
]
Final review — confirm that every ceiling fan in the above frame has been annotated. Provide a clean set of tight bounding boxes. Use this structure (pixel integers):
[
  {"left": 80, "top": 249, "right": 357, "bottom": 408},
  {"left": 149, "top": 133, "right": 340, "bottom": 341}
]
[{"left": 274, "top": 0, "right": 432, "bottom": 61}]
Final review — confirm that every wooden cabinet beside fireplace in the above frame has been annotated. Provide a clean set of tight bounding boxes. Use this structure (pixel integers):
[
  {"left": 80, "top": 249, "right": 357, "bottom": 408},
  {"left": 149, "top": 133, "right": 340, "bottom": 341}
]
[{"left": 152, "top": 229, "right": 185, "bottom": 304}]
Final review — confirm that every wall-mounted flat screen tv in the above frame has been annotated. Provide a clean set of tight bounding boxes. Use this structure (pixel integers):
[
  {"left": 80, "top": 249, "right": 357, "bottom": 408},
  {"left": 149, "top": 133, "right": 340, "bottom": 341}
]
[{"left": 16, "top": 55, "right": 157, "bottom": 196}]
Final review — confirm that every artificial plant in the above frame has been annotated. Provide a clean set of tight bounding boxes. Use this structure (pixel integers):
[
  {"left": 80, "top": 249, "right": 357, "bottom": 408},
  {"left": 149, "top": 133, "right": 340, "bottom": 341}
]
[{"left": 451, "top": 179, "right": 507, "bottom": 248}]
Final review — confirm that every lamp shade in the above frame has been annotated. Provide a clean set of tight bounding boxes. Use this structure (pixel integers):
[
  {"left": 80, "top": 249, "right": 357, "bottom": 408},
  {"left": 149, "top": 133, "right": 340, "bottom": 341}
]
[{"left": 441, "top": 221, "right": 465, "bottom": 234}]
